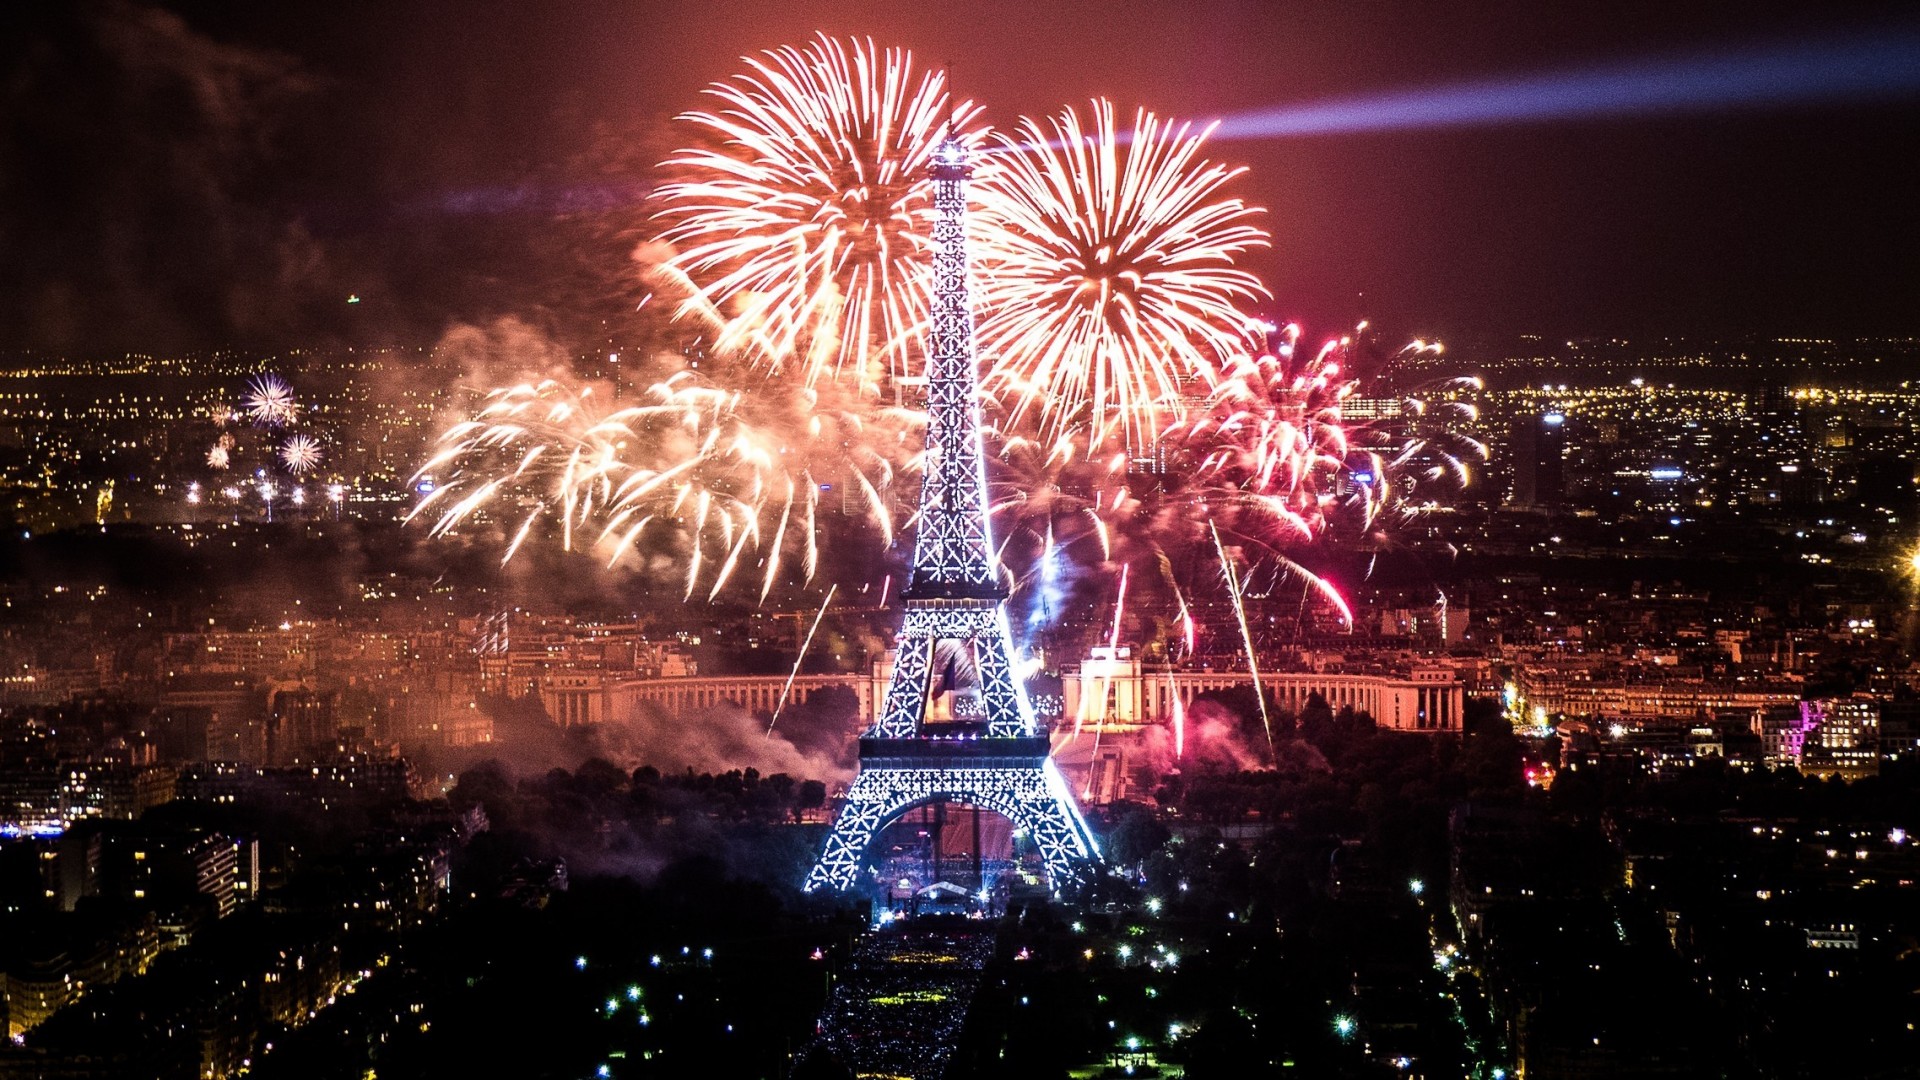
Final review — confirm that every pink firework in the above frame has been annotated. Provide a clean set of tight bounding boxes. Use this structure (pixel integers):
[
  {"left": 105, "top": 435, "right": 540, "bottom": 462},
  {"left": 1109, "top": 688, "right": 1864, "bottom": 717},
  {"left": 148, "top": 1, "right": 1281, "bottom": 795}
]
[{"left": 1177, "top": 324, "right": 1357, "bottom": 545}]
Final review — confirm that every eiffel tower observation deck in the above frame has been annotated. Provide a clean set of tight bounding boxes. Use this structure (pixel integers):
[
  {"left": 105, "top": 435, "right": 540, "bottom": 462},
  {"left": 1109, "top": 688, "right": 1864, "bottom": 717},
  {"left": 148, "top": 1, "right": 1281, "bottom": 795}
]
[{"left": 803, "top": 137, "right": 1101, "bottom": 893}]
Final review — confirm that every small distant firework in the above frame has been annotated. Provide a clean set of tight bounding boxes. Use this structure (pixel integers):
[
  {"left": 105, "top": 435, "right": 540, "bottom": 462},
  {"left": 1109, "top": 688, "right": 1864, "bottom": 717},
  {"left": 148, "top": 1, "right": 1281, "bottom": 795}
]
[
  {"left": 974, "top": 100, "right": 1269, "bottom": 448},
  {"left": 244, "top": 375, "right": 300, "bottom": 427},
  {"left": 280, "top": 434, "right": 324, "bottom": 475},
  {"left": 654, "top": 34, "right": 981, "bottom": 387},
  {"left": 208, "top": 403, "right": 236, "bottom": 427},
  {"left": 206, "top": 437, "right": 232, "bottom": 470}
]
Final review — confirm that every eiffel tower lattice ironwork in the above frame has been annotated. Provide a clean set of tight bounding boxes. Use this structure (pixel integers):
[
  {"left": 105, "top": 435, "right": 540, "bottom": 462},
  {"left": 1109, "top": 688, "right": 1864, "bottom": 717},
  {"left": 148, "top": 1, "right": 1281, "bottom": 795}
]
[{"left": 803, "top": 137, "right": 1100, "bottom": 893}]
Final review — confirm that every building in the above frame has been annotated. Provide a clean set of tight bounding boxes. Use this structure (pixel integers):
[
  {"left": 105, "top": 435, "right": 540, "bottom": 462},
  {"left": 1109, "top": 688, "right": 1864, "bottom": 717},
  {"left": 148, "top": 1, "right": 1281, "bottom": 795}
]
[
  {"left": 1799, "top": 698, "right": 1880, "bottom": 780},
  {"left": 1512, "top": 410, "right": 1567, "bottom": 507},
  {"left": 1062, "top": 650, "right": 1465, "bottom": 733},
  {"left": 266, "top": 686, "right": 337, "bottom": 765},
  {"left": 101, "top": 827, "right": 247, "bottom": 920}
]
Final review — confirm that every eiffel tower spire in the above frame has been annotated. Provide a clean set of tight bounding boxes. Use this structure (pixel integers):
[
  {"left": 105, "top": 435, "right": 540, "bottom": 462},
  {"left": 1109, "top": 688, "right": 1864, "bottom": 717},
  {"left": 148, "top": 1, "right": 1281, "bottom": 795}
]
[
  {"left": 804, "top": 136, "right": 1100, "bottom": 894},
  {"left": 905, "top": 137, "right": 1001, "bottom": 601}
]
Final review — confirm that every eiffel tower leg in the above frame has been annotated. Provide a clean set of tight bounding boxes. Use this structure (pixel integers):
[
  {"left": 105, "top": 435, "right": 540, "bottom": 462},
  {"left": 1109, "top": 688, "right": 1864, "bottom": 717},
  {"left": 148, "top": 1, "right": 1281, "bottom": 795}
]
[
  {"left": 873, "top": 636, "right": 933, "bottom": 739},
  {"left": 1023, "top": 759, "right": 1102, "bottom": 883},
  {"left": 973, "top": 611, "right": 1032, "bottom": 739},
  {"left": 804, "top": 769, "right": 893, "bottom": 892}
]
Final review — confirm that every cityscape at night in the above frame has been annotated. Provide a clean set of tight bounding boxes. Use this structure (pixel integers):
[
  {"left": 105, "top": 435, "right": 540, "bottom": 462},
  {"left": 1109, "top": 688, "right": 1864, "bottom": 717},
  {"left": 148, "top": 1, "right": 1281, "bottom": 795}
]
[{"left": 3, "top": 2, "right": 1920, "bottom": 1077}]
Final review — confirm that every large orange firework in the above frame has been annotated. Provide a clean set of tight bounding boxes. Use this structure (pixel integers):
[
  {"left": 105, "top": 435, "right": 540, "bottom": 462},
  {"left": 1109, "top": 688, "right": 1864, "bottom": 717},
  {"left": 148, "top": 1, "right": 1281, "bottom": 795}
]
[
  {"left": 653, "top": 35, "right": 981, "bottom": 389},
  {"left": 973, "top": 100, "right": 1270, "bottom": 448}
]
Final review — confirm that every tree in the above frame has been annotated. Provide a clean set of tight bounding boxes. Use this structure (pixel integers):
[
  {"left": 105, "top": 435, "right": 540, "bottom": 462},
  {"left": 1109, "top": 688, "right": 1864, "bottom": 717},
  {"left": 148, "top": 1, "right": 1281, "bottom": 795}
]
[
  {"left": 1104, "top": 804, "right": 1172, "bottom": 866},
  {"left": 798, "top": 779, "right": 828, "bottom": 814}
]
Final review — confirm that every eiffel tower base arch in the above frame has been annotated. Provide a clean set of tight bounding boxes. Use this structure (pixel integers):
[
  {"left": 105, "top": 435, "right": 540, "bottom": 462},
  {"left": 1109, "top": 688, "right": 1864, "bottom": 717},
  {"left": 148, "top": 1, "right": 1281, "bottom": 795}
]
[{"left": 803, "top": 744, "right": 1098, "bottom": 893}]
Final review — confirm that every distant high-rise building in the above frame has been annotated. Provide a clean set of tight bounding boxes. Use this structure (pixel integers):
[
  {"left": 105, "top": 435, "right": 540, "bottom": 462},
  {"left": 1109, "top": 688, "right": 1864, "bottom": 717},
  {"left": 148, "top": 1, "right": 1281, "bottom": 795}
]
[
  {"left": 1879, "top": 700, "right": 1920, "bottom": 760},
  {"left": 1852, "top": 453, "right": 1917, "bottom": 514},
  {"left": 1512, "top": 411, "right": 1567, "bottom": 507},
  {"left": 267, "top": 687, "right": 337, "bottom": 765}
]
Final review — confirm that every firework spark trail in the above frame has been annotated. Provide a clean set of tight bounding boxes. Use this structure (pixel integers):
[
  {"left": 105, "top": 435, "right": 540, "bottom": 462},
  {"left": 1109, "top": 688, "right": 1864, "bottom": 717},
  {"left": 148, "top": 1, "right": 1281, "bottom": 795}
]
[
  {"left": 1107, "top": 563, "right": 1130, "bottom": 651},
  {"left": 1212, "top": 519, "right": 1273, "bottom": 756},
  {"left": 1379, "top": 368, "right": 1488, "bottom": 513},
  {"left": 653, "top": 34, "right": 982, "bottom": 388},
  {"left": 1168, "top": 671, "right": 1186, "bottom": 759},
  {"left": 973, "top": 99, "right": 1269, "bottom": 448},
  {"left": 1081, "top": 722, "right": 1105, "bottom": 799},
  {"left": 767, "top": 585, "right": 837, "bottom": 737},
  {"left": 1273, "top": 549, "right": 1354, "bottom": 629},
  {"left": 1172, "top": 582, "right": 1198, "bottom": 658}
]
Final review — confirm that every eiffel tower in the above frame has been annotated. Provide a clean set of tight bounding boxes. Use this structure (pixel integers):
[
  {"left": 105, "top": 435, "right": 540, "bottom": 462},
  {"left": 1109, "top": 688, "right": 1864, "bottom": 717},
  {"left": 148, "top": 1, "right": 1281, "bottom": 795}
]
[{"left": 803, "top": 137, "right": 1101, "bottom": 893}]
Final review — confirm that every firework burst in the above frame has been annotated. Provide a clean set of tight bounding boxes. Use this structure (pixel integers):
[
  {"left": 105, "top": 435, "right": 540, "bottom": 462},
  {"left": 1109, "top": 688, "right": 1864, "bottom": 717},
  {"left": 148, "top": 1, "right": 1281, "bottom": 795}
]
[
  {"left": 973, "top": 100, "right": 1269, "bottom": 448},
  {"left": 989, "top": 434, "right": 1126, "bottom": 563},
  {"left": 653, "top": 34, "right": 981, "bottom": 388},
  {"left": 1180, "top": 329, "right": 1485, "bottom": 545},
  {"left": 989, "top": 325, "right": 1479, "bottom": 656},
  {"left": 1177, "top": 325, "right": 1354, "bottom": 545},
  {"left": 244, "top": 375, "right": 300, "bottom": 427},
  {"left": 280, "top": 434, "right": 324, "bottom": 475},
  {"left": 411, "top": 364, "right": 912, "bottom": 600},
  {"left": 411, "top": 379, "right": 647, "bottom": 566}
]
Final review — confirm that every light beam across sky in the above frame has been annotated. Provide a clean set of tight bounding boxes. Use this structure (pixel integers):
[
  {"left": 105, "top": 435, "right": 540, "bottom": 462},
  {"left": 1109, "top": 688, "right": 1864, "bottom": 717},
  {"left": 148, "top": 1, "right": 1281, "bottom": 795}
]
[{"left": 1214, "top": 26, "right": 1920, "bottom": 140}]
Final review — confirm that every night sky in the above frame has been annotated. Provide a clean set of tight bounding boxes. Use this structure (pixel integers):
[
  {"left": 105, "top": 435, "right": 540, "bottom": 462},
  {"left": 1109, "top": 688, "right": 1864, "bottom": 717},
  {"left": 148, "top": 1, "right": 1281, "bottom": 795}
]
[{"left": 4, "top": 0, "right": 1919, "bottom": 355}]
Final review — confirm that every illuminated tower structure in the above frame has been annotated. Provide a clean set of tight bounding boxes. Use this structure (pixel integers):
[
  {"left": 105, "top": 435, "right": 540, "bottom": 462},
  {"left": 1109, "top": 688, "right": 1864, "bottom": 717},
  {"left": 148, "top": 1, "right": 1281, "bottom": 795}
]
[{"left": 804, "top": 138, "right": 1100, "bottom": 893}]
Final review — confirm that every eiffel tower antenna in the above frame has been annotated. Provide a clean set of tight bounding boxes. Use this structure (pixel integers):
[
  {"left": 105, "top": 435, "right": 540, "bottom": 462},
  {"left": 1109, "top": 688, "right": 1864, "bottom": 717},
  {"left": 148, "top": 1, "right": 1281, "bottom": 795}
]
[
  {"left": 804, "top": 134, "right": 1101, "bottom": 894},
  {"left": 946, "top": 59, "right": 957, "bottom": 138}
]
